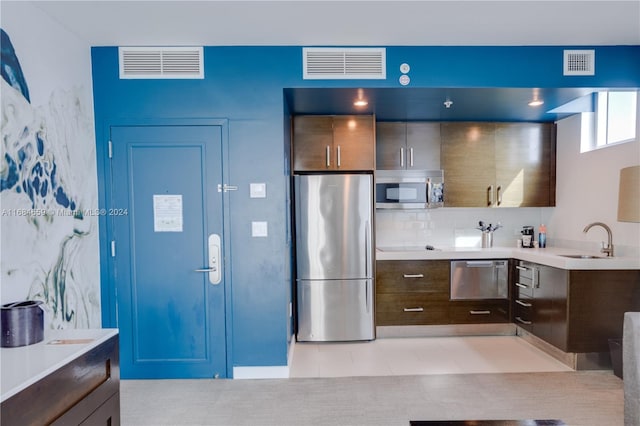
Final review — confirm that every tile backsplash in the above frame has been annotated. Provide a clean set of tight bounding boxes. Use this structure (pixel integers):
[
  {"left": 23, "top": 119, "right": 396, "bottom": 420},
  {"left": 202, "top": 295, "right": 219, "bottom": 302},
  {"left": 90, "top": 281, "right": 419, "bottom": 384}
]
[
  {"left": 375, "top": 207, "right": 640, "bottom": 257},
  {"left": 376, "top": 207, "right": 549, "bottom": 249}
]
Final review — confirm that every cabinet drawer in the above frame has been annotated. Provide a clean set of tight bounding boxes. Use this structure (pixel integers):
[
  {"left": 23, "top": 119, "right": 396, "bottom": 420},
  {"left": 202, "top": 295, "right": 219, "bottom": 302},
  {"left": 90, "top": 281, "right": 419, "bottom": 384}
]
[
  {"left": 449, "top": 300, "right": 510, "bottom": 324},
  {"left": 516, "top": 262, "right": 535, "bottom": 279},
  {"left": 514, "top": 298, "right": 533, "bottom": 329},
  {"left": 376, "top": 294, "right": 449, "bottom": 325},
  {"left": 376, "top": 260, "right": 449, "bottom": 297},
  {"left": 513, "top": 279, "right": 534, "bottom": 298}
]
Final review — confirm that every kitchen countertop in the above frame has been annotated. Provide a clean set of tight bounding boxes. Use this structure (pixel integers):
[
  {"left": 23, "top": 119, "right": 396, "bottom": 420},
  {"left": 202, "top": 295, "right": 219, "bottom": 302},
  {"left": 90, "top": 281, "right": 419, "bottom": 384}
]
[
  {"left": 1, "top": 328, "right": 118, "bottom": 403},
  {"left": 376, "top": 246, "right": 640, "bottom": 270}
]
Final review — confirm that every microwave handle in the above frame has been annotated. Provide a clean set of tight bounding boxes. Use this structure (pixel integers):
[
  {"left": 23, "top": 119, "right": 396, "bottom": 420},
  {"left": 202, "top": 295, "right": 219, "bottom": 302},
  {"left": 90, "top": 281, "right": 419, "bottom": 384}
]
[{"left": 426, "top": 178, "right": 432, "bottom": 205}]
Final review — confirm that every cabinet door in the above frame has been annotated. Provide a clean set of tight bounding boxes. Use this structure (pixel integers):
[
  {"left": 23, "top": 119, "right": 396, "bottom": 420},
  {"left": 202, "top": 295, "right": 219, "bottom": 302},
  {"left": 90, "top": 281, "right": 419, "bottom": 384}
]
[
  {"left": 333, "top": 115, "right": 375, "bottom": 170},
  {"left": 293, "top": 116, "right": 334, "bottom": 171},
  {"left": 441, "top": 122, "right": 496, "bottom": 207},
  {"left": 406, "top": 122, "right": 441, "bottom": 170},
  {"left": 376, "top": 122, "right": 406, "bottom": 169},
  {"left": 494, "top": 123, "right": 555, "bottom": 207}
]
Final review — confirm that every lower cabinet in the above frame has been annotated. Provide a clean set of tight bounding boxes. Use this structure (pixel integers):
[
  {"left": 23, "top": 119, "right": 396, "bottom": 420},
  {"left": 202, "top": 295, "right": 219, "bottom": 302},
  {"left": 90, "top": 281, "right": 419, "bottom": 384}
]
[
  {"left": 376, "top": 260, "right": 450, "bottom": 326},
  {"left": 449, "top": 300, "right": 510, "bottom": 324},
  {"left": 376, "top": 260, "right": 509, "bottom": 326},
  {"left": 1, "top": 334, "right": 120, "bottom": 426},
  {"left": 513, "top": 261, "right": 640, "bottom": 354}
]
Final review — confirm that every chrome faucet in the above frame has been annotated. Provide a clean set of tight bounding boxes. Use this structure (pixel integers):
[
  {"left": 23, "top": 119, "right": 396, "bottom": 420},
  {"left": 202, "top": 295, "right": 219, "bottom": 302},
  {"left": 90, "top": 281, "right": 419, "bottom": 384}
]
[{"left": 583, "top": 222, "right": 614, "bottom": 257}]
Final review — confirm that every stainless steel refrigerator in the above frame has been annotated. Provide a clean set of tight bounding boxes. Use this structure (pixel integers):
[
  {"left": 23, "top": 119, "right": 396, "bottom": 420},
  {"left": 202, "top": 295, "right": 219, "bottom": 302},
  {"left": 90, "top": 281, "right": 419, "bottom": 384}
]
[{"left": 294, "top": 173, "right": 375, "bottom": 342}]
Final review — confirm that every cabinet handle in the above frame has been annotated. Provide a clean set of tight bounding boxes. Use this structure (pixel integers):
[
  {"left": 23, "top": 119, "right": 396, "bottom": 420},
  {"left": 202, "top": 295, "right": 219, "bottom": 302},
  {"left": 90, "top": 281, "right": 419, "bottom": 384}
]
[
  {"left": 400, "top": 147, "right": 404, "bottom": 168},
  {"left": 515, "top": 299, "right": 532, "bottom": 307},
  {"left": 337, "top": 145, "right": 341, "bottom": 167},
  {"left": 403, "top": 307, "right": 424, "bottom": 312},
  {"left": 326, "top": 145, "right": 330, "bottom": 167},
  {"left": 515, "top": 316, "right": 532, "bottom": 325},
  {"left": 487, "top": 185, "right": 494, "bottom": 206},
  {"left": 515, "top": 282, "right": 529, "bottom": 289},
  {"left": 470, "top": 310, "right": 491, "bottom": 315},
  {"left": 409, "top": 147, "right": 414, "bottom": 167},
  {"left": 516, "top": 265, "right": 529, "bottom": 272},
  {"left": 403, "top": 274, "right": 424, "bottom": 278},
  {"left": 496, "top": 185, "right": 502, "bottom": 206}
]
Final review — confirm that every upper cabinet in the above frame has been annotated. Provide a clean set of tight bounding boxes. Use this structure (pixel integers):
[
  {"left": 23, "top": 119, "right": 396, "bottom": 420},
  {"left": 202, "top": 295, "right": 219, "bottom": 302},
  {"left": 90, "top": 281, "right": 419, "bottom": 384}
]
[
  {"left": 376, "top": 122, "right": 441, "bottom": 170},
  {"left": 293, "top": 115, "right": 375, "bottom": 172},
  {"left": 441, "top": 122, "right": 556, "bottom": 207}
]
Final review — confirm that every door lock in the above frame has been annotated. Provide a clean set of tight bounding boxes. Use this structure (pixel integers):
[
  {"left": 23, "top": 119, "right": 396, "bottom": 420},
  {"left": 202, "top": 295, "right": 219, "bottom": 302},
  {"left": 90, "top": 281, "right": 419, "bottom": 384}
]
[{"left": 194, "top": 234, "right": 221, "bottom": 284}]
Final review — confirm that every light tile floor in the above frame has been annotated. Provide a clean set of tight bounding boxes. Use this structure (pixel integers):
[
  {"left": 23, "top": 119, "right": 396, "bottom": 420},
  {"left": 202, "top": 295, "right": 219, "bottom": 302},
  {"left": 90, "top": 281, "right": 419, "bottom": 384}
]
[{"left": 290, "top": 335, "right": 573, "bottom": 378}]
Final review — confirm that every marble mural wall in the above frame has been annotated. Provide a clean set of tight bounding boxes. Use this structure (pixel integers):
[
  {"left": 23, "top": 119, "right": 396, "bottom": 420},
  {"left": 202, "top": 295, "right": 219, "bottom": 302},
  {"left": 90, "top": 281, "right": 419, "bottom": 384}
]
[{"left": 1, "top": 7, "right": 100, "bottom": 329}]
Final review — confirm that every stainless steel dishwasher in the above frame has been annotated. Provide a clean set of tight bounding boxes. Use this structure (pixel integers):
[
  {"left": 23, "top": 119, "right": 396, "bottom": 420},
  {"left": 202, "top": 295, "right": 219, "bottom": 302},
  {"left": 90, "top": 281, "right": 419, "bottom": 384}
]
[{"left": 450, "top": 260, "right": 509, "bottom": 299}]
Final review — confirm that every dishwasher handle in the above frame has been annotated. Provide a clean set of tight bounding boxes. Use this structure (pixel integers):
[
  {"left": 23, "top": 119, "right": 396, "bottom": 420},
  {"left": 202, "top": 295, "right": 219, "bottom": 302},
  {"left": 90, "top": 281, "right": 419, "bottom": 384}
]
[{"left": 464, "top": 261, "right": 494, "bottom": 267}]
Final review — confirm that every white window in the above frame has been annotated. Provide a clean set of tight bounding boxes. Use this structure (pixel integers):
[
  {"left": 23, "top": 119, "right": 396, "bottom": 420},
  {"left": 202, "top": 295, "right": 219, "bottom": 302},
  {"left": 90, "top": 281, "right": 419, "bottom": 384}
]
[{"left": 594, "top": 90, "right": 637, "bottom": 148}]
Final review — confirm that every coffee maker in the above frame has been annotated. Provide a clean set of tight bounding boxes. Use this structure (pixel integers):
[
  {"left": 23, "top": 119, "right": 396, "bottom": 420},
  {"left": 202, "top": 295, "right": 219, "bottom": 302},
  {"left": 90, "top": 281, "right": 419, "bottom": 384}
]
[{"left": 521, "top": 226, "right": 534, "bottom": 248}]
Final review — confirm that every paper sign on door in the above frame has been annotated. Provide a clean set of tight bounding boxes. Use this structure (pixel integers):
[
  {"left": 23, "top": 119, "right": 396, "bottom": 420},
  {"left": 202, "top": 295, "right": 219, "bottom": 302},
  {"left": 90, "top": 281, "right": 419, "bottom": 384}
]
[{"left": 153, "top": 195, "right": 183, "bottom": 232}]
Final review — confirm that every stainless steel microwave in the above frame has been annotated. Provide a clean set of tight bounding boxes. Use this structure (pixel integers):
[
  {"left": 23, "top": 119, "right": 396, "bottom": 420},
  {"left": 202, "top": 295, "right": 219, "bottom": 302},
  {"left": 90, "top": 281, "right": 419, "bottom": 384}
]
[{"left": 375, "top": 170, "right": 444, "bottom": 209}]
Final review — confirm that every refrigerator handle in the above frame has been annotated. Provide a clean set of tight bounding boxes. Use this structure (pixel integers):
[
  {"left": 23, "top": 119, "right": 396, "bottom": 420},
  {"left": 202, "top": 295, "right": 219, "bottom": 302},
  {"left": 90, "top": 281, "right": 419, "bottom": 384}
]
[
  {"left": 365, "top": 220, "right": 371, "bottom": 277},
  {"left": 365, "top": 281, "right": 370, "bottom": 313}
]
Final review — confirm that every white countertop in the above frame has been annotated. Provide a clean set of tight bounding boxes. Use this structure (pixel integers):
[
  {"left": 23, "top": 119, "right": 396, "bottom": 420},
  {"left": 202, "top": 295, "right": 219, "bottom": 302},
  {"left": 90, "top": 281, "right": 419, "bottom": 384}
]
[
  {"left": 376, "top": 246, "right": 640, "bottom": 270},
  {"left": 1, "top": 328, "right": 118, "bottom": 403}
]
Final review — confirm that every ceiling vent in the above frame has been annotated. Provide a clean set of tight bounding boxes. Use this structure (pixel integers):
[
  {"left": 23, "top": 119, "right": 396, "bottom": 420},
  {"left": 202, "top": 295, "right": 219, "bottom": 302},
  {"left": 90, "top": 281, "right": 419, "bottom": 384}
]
[
  {"left": 119, "top": 47, "right": 204, "bottom": 79},
  {"left": 303, "top": 47, "right": 386, "bottom": 80},
  {"left": 563, "top": 49, "right": 595, "bottom": 76}
]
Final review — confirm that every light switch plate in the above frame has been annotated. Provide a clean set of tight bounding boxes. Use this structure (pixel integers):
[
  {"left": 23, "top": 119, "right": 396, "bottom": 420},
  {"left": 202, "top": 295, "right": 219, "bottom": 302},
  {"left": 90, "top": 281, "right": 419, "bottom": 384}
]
[
  {"left": 250, "top": 183, "right": 267, "bottom": 198},
  {"left": 251, "top": 221, "right": 268, "bottom": 237}
]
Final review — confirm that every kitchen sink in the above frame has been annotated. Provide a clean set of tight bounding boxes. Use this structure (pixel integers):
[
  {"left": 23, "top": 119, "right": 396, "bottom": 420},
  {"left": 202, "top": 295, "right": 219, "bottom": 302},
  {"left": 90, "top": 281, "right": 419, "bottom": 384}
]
[{"left": 558, "top": 254, "right": 606, "bottom": 259}]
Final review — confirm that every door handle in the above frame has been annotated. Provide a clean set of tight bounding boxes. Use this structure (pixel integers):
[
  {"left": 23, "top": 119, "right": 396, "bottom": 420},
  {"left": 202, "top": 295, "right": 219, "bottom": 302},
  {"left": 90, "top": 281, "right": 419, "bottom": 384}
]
[{"left": 195, "top": 234, "right": 222, "bottom": 285}]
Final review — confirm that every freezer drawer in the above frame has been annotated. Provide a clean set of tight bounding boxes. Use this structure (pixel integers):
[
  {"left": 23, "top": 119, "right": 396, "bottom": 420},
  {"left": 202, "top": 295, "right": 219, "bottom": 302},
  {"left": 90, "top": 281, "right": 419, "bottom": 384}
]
[
  {"left": 297, "top": 279, "right": 374, "bottom": 342},
  {"left": 450, "top": 260, "right": 509, "bottom": 300}
]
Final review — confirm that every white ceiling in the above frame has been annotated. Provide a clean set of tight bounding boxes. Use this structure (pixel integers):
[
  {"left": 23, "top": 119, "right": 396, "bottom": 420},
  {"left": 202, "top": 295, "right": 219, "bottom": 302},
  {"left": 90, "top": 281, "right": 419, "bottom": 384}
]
[{"left": 17, "top": 0, "right": 640, "bottom": 46}]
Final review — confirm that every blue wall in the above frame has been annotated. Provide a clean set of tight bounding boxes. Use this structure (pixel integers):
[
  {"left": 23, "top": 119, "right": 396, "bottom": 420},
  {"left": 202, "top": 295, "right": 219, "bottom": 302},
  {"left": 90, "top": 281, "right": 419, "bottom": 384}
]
[{"left": 91, "top": 45, "right": 640, "bottom": 371}]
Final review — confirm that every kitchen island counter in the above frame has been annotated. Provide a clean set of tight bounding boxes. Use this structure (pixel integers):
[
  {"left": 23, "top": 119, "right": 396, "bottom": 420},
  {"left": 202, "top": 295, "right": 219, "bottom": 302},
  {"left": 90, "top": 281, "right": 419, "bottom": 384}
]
[{"left": 376, "top": 246, "right": 640, "bottom": 270}]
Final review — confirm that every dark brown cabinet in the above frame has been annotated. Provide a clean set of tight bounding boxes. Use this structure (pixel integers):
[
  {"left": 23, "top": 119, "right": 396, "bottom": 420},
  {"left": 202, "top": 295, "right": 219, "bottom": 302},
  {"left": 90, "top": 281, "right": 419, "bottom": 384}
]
[
  {"left": 376, "top": 260, "right": 509, "bottom": 326},
  {"left": 1, "top": 334, "right": 120, "bottom": 426},
  {"left": 441, "top": 122, "right": 556, "bottom": 207},
  {"left": 293, "top": 115, "right": 375, "bottom": 171},
  {"left": 513, "top": 261, "right": 640, "bottom": 354},
  {"left": 448, "top": 300, "right": 510, "bottom": 324},
  {"left": 376, "top": 260, "right": 450, "bottom": 326},
  {"left": 376, "top": 122, "right": 440, "bottom": 170},
  {"left": 513, "top": 260, "right": 568, "bottom": 351}
]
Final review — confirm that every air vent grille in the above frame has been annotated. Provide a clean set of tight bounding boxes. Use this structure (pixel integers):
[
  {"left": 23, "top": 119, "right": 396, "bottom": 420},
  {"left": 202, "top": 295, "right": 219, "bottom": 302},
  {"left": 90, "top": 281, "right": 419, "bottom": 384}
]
[
  {"left": 563, "top": 49, "right": 595, "bottom": 76},
  {"left": 119, "top": 47, "right": 204, "bottom": 79},
  {"left": 303, "top": 47, "right": 386, "bottom": 80}
]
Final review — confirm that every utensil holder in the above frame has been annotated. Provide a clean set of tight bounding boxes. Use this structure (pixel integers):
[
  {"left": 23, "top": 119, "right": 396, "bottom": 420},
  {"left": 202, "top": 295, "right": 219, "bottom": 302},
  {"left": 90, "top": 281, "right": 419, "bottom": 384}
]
[{"left": 481, "top": 232, "right": 493, "bottom": 248}]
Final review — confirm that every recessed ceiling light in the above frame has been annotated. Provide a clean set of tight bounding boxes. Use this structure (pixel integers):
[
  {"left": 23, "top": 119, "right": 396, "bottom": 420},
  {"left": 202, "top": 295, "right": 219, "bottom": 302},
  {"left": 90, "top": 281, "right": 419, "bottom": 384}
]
[
  {"left": 528, "top": 99, "right": 544, "bottom": 107},
  {"left": 354, "top": 100, "right": 368, "bottom": 107}
]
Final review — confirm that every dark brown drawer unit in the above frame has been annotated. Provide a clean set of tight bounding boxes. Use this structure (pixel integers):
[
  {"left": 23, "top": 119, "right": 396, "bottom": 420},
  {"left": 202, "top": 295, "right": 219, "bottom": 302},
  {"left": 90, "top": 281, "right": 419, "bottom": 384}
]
[
  {"left": 376, "top": 294, "right": 449, "bottom": 325},
  {"left": 449, "top": 300, "right": 510, "bottom": 324},
  {"left": 514, "top": 262, "right": 535, "bottom": 298},
  {"left": 513, "top": 260, "right": 535, "bottom": 331},
  {"left": 376, "top": 260, "right": 450, "bottom": 326}
]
